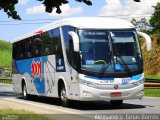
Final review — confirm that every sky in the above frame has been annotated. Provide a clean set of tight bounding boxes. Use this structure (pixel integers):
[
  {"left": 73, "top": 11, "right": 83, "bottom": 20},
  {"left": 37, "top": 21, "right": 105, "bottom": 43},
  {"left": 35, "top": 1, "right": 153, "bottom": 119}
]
[{"left": 0, "top": 0, "right": 160, "bottom": 42}]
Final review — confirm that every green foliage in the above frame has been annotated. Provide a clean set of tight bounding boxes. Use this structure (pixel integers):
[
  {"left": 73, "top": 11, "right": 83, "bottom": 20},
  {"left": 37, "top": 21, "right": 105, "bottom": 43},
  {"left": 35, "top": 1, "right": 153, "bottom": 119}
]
[
  {"left": 0, "top": 79, "right": 13, "bottom": 84},
  {"left": 0, "top": 40, "right": 12, "bottom": 68},
  {"left": 4, "top": 71, "right": 12, "bottom": 77},
  {"left": 0, "top": 109, "right": 50, "bottom": 120},
  {"left": 144, "top": 89, "right": 160, "bottom": 97},
  {"left": 140, "top": 35, "right": 160, "bottom": 75},
  {"left": 145, "top": 74, "right": 160, "bottom": 80},
  {"left": 0, "top": 0, "right": 21, "bottom": 20},
  {"left": 0, "top": 49, "right": 12, "bottom": 68},
  {"left": 0, "top": 40, "right": 12, "bottom": 50},
  {"left": 131, "top": 18, "right": 150, "bottom": 32},
  {"left": 149, "top": 2, "right": 160, "bottom": 34}
]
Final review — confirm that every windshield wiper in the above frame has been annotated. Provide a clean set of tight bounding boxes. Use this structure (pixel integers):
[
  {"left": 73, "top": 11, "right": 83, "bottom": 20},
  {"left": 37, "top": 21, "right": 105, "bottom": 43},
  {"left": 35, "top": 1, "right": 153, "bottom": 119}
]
[
  {"left": 114, "top": 46, "right": 131, "bottom": 76},
  {"left": 117, "top": 55, "right": 131, "bottom": 76},
  {"left": 98, "top": 51, "right": 112, "bottom": 78}
]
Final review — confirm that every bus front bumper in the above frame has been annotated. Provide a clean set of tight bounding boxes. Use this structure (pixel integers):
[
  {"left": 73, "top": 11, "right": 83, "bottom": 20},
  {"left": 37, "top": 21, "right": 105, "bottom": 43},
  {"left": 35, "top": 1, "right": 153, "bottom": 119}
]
[{"left": 79, "top": 84, "right": 144, "bottom": 101}]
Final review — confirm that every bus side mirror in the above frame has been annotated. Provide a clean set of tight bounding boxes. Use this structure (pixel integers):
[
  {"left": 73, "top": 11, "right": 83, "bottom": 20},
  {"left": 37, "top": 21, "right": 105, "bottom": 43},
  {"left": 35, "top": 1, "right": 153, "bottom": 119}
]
[
  {"left": 138, "top": 32, "right": 152, "bottom": 51},
  {"left": 68, "top": 31, "right": 80, "bottom": 52}
]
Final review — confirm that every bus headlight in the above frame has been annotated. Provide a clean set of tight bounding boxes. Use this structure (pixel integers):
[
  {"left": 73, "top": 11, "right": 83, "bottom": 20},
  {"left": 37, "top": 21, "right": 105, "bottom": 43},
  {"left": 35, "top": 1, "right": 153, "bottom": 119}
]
[
  {"left": 132, "top": 78, "right": 145, "bottom": 86},
  {"left": 79, "top": 79, "right": 95, "bottom": 87}
]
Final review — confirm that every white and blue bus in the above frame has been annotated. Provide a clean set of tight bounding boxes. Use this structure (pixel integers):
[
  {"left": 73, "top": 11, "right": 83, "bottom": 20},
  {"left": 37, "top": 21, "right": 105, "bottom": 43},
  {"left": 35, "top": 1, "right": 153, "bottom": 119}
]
[{"left": 12, "top": 17, "right": 151, "bottom": 107}]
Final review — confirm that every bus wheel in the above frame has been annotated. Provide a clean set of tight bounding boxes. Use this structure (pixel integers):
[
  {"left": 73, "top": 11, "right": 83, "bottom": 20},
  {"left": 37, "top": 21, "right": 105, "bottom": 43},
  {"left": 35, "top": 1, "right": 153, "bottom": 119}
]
[
  {"left": 60, "top": 84, "right": 69, "bottom": 107},
  {"left": 22, "top": 83, "right": 28, "bottom": 100},
  {"left": 110, "top": 100, "right": 123, "bottom": 106}
]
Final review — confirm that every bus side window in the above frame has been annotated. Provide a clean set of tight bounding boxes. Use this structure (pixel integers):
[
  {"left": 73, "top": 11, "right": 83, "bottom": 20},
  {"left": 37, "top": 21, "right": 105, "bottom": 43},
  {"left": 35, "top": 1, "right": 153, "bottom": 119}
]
[
  {"left": 41, "top": 31, "right": 54, "bottom": 56},
  {"left": 17, "top": 41, "right": 26, "bottom": 60},
  {"left": 33, "top": 36, "right": 42, "bottom": 57},
  {"left": 14, "top": 43, "right": 21, "bottom": 60},
  {"left": 12, "top": 43, "right": 17, "bottom": 60},
  {"left": 27, "top": 38, "right": 33, "bottom": 58},
  {"left": 27, "top": 52, "right": 32, "bottom": 58},
  {"left": 45, "top": 47, "right": 50, "bottom": 55},
  {"left": 62, "top": 26, "right": 76, "bottom": 68},
  {"left": 52, "top": 28, "right": 62, "bottom": 56}
]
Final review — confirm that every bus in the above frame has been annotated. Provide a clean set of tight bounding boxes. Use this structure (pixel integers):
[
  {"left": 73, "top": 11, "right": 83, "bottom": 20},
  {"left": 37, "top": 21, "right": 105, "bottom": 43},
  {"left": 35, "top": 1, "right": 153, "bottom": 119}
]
[{"left": 12, "top": 17, "right": 151, "bottom": 107}]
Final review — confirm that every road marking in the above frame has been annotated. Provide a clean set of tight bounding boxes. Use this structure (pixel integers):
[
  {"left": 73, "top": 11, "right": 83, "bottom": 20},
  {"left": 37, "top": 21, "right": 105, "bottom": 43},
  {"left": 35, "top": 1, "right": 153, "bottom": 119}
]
[{"left": 145, "top": 96, "right": 160, "bottom": 99}]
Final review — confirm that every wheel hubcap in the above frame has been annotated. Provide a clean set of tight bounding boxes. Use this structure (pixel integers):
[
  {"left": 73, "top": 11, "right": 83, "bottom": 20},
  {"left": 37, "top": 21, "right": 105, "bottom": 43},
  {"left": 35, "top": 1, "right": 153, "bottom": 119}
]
[
  {"left": 23, "top": 86, "right": 26, "bottom": 97},
  {"left": 61, "top": 89, "right": 67, "bottom": 101}
]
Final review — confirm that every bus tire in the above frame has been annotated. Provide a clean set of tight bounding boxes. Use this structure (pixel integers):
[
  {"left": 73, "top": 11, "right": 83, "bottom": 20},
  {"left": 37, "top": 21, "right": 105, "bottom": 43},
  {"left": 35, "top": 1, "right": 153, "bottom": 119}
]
[
  {"left": 22, "top": 82, "right": 29, "bottom": 100},
  {"left": 60, "top": 84, "right": 69, "bottom": 107},
  {"left": 110, "top": 100, "right": 123, "bottom": 106}
]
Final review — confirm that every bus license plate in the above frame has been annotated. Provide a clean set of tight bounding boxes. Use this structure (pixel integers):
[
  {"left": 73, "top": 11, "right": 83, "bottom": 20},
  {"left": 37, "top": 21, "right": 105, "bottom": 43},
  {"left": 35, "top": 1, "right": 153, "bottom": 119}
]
[{"left": 110, "top": 92, "right": 122, "bottom": 97}]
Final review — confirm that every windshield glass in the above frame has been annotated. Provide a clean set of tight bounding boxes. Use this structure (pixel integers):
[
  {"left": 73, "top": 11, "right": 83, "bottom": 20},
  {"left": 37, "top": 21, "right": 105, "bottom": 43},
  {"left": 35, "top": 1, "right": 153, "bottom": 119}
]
[
  {"left": 111, "top": 30, "right": 141, "bottom": 64},
  {"left": 78, "top": 29, "right": 143, "bottom": 77}
]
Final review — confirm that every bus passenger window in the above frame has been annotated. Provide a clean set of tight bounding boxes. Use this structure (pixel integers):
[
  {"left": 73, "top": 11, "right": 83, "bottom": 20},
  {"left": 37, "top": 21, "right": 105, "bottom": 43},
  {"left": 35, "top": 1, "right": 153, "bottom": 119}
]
[
  {"left": 41, "top": 31, "right": 54, "bottom": 56},
  {"left": 33, "top": 36, "right": 41, "bottom": 57},
  {"left": 28, "top": 52, "right": 32, "bottom": 58},
  {"left": 45, "top": 47, "right": 50, "bottom": 55},
  {"left": 35, "top": 50, "right": 40, "bottom": 56}
]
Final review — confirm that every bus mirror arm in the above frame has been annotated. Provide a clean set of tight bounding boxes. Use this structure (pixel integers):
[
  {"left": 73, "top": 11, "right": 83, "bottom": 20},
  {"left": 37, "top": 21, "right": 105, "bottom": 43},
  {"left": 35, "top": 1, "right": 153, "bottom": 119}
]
[
  {"left": 138, "top": 32, "right": 152, "bottom": 51},
  {"left": 68, "top": 31, "right": 80, "bottom": 52}
]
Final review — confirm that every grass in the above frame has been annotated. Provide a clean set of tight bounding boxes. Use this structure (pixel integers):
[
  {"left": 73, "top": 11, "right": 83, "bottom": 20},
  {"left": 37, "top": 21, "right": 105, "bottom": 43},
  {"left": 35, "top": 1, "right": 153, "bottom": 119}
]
[
  {"left": 144, "top": 89, "right": 160, "bottom": 97},
  {"left": 0, "top": 40, "right": 12, "bottom": 68},
  {"left": 0, "top": 109, "right": 50, "bottom": 120},
  {"left": 145, "top": 74, "right": 160, "bottom": 80},
  {"left": 0, "top": 49, "right": 12, "bottom": 68}
]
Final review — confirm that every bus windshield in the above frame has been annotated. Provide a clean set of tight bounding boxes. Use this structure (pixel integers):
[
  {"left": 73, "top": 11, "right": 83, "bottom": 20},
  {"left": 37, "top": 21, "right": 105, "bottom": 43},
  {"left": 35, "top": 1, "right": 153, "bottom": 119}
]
[{"left": 78, "top": 29, "right": 143, "bottom": 77}]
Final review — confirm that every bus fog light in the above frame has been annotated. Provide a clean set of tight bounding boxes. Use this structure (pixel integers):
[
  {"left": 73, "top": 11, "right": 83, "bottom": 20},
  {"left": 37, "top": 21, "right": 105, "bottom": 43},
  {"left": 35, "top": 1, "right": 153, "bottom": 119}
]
[
  {"left": 83, "top": 91, "right": 87, "bottom": 96},
  {"left": 141, "top": 90, "right": 144, "bottom": 95}
]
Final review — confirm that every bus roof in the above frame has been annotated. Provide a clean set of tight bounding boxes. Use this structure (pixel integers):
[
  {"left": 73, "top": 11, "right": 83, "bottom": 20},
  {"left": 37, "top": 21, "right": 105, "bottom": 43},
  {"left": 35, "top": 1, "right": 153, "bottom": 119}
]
[{"left": 14, "top": 17, "right": 135, "bottom": 42}]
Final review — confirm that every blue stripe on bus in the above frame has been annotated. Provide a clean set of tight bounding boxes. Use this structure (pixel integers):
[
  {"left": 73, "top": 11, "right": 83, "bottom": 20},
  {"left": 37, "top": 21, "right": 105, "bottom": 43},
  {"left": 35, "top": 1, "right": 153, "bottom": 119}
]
[{"left": 130, "top": 73, "right": 142, "bottom": 80}]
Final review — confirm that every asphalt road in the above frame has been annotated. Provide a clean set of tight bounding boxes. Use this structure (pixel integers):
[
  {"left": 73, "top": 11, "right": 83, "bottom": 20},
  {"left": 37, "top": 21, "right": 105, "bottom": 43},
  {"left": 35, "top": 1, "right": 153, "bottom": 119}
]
[{"left": 0, "top": 83, "right": 160, "bottom": 120}]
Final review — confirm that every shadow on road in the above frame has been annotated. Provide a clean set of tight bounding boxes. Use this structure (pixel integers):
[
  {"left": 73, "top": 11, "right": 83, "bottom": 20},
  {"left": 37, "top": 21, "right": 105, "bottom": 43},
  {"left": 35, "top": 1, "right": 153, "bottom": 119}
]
[
  {"left": 17, "top": 95, "right": 146, "bottom": 111},
  {"left": 0, "top": 91, "right": 19, "bottom": 98}
]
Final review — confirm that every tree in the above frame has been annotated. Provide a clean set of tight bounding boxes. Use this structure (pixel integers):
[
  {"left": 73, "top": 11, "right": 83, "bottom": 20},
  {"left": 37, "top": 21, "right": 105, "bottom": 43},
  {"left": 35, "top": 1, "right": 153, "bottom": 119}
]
[
  {"left": 131, "top": 18, "right": 138, "bottom": 26},
  {"left": 0, "top": 0, "right": 21, "bottom": 20},
  {"left": 0, "top": 0, "right": 140, "bottom": 20},
  {"left": 131, "top": 18, "right": 150, "bottom": 31},
  {"left": 149, "top": 2, "right": 160, "bottom": 33},
  {"left": 39, "top": 0, "right": 92, "bottom": 14}
]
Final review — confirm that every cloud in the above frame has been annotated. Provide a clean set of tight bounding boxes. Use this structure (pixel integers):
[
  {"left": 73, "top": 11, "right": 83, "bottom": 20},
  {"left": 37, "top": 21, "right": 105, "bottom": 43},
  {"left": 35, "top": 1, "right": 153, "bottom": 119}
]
[
  {"left": 18, "top": 0, "right": 29, "bottom": 5},
  {"left": 26, "top": 5, "right": 45, "bottom": 14},
  {"left": 26, "top": 4, "right": 83, "bottom": 16},
  {"left": 99, "top": 0, "right": 160, "bottom": 21},
  {"left": 49, "top": 4, "right": 82, "bottom": 16}
]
